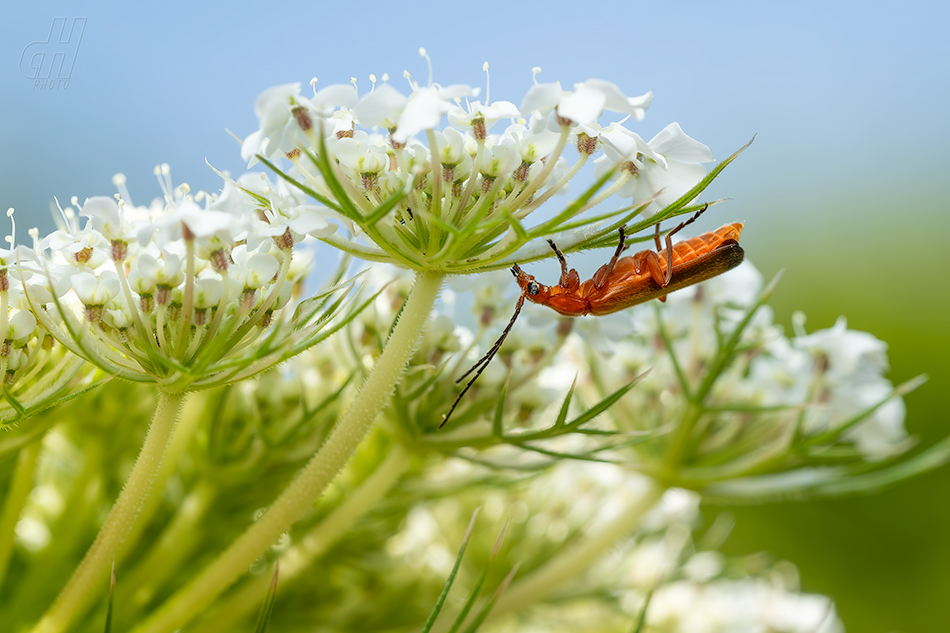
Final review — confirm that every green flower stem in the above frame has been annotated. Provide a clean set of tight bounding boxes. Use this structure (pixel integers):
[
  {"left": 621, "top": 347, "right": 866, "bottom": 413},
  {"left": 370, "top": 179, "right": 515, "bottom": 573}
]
[
  {"left": 0, "top": 439, "right": 41, "bottom": 594},
  {"left": 194, "top": 443, "right": 413, "bottom": 632},
  {"left": 480, "top": 482, "right": 664, "bottom": 625},
  {"left": 118, "top": 391, "right": 206, "bottom": 563},
  {"left": 30, "top": 389, "right": 186, "bottom": 633},
  {"left": 131, "top": 271, "right": 444, "bottom": 633}
]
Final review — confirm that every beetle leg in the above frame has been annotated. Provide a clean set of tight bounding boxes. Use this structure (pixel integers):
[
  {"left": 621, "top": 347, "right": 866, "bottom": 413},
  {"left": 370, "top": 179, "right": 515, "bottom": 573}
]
[
  {"left": 643, "top": 251, "right": 668, "bottom": 288},
  {"left": 657, "top": 203, "right": 710, "bottom": 287},
  {"left": 546, "top": 238, "right": 580, "bottom": 291},
  {"left": 594, "top": 226, "right": 628, "bottom": 290},
  {"left": 546, "top": 239, "right": 569, "bottom": 282}
]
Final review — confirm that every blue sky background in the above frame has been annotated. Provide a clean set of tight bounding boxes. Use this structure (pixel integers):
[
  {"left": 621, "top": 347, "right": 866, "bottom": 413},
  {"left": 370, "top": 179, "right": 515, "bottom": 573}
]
[
  {"left": 2, "top": 1, "right": 949, "bottom": 629},
  {"left": 2, "top": 1, "right": 947, "bottom": 238}
]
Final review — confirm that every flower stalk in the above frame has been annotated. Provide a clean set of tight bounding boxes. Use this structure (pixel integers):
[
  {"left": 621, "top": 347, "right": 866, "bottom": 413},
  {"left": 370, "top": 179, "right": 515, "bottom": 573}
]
[
  {"left": 29, "top": 389, "right": 185, "bottom": 633},
  {"left": 130, "top": 270, "right": 443, "bottom": 633},
  {"left": 194, "top": 443, "right": 413, "bottom": 632}
]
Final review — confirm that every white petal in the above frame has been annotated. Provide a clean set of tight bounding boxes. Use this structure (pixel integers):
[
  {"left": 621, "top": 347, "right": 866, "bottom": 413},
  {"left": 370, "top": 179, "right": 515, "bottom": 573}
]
[
  {"left": 520, "top": 82, "right": 563, "bottom": 115},
  {"left": 311, "top": 84, "right": 358, "bottom": 112},
  {"left": 649, "top": 123, "right": 714, "bottom": 164},
  {"left": 557, "top": 84, "right": 606, "bottom": 125},
  {"left": 7, "top": 309, "right": 37, "bottom": 339},
  {"left": 288, "top": 211, "right": 337, "bottom": 238},
  {"left": 254, "top": 83, "right": 302, "bottom": 128},
  {"left": 241, "top": 129, "right": 267, "bottom": 164},
  {"left": 245, "top": 252, "right": 279, "bottom": 288},
  {"left": 355, "top": 83, "right": 408, "bottom": 128},
  {"left": 579, "top": 80, "right": 654, "bottom": 121},
  {"left": 436, "top": 84, "right": 479, "bottom": 100},
  {"left": 393, "top": 87, "right": 448, "bottom": 142},
  {"left": 79, "top": 196, "right": 120, "bottom": 230}
]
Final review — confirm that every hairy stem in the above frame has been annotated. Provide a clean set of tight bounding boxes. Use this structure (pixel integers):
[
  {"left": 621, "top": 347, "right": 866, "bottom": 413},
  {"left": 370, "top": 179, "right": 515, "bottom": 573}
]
[
  {"left": 131, "top": 271, "right": 444, "bottom": 633},
  {"left": 29, "top": 389, "right": 186, "bottom": 633},
  {"left": 194, "top": 443, "right": 413, "bottom": 631}
]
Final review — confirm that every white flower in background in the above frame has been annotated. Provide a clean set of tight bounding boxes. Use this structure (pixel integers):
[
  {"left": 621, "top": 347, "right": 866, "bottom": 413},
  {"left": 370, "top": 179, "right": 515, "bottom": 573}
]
[
  {"left": 137, "top": 250, "right": 185, "bottom": 290},
  {"left": 354, "top": 82, "right": 409, "bottom": 130},
  {"left": 478, "top": 139, "right": 522, "bottom": 179},
  {"left": 392, "top": 83, "right": 479, "bottom": 143},
  {"left": 502, "top": 123, "right": 562, "bottom": 163},
  {"left": 599, "top": 122, "right": 714, "bottom": 216},
  {"left": 4, "top": 309, "right": 37, "bottom": 343},
  {"left": 241, "top": 83, "right": 311, "bottom": 164},
  {"left": 192, "top": 277, "right": 223, "bottom": 310},
  {"left": 521, "top": 78, "right": 652, "bottom": 130},
  {"left": 231, "top": 244, "right": 280, "bottom": 290},
  {"left": 333, "top": 132, "right": 389, "bottom": 176},
  {"left": 39, "top": 214, "right": 109, "bottom": 269},
  {"left": 237, "top": 174, "right": 338, "bottom": 245},
  {"left": 447, "top": 98, "right": 520, "bottom": 137},
  {"left": 794, "top": 317, "right": 908, "bottom": 458},
  {"left": 79, "top": 196, "right": 133, "bottom": 244},
  {"left": 71, "top": 271, "right": 121, "bottom": 307},
  {"left": 647, "top": 577, "right": 842, "bottom": 633}
]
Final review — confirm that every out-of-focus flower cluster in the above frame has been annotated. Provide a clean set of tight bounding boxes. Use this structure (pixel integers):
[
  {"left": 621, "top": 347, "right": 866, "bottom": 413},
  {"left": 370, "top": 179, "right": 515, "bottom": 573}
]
[{"left": 385, "top": 256, "right": 917, "bottom": 503}]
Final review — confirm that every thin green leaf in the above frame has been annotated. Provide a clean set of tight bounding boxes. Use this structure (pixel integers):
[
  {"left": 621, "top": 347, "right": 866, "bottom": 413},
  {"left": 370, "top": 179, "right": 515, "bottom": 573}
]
[
  {"left": 290, "top": 258, "right": 359, "bottom": 323},
  {"left": 653, "top": 303, "right": 692, "bottom": 400},
  {"left": 365, "top": 182, "right": 415, "bottom": 227},
  {"left": 813, "top": 437, "right": 950, "bottom": 497},
  {"left": 492, "top": 375, "right": 510, "bottom": 438},
  {"left": 1, "top": 389, "right": 27, "bottom": 416},
  {"left": 565, "top": 373, "right": 645, "bottom": 430},
  {"left": 459, "top": 564, "right": 520, "bottom": 633},
  {"left": 103, "top": 562, "right": 115, "bottom": 633},
  {"left": 630, "top": 583, "right": 656, "bottom": 633},
  {"left": 445, "top": 521, "right": 510, "bottom": 633},
  {"left": 511, "top": 442, "right": 618, "bottom": 464},
  {"left": 553, "top": 376, "right": 578, "bottom": 430},
  {"left": 421, "top": 510, "right": 480, "bottom": 633},
  {"left": 254, "top": 155, "right": 345, "bottom": 214},
  {"left": 253, "top": 564, "right": 280, "bottom": 633},
  {"left": 692, "top": 269, "right": 784, "bottom": 405}
]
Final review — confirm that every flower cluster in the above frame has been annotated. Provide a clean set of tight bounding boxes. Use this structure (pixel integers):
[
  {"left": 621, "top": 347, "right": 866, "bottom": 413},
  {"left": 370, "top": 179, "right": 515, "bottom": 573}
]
[
  {"left": 239, "top": 59, "right": 727, "bottom": 275},
  {"left": 5, "top": 167, "right": 358, "bottom": 395},
  {"left": 383, "top": 255, "right": 920, "bottom": 506},
  {"left": 1, "top": 59, "right": 941, "bottom": 633}
]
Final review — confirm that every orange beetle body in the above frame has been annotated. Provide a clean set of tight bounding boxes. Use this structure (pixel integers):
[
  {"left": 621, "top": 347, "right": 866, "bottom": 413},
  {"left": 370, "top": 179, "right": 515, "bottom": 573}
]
[
  {"left": 514, "top": 222, "right": 744, "bottom": 316},
  {"left": 440, "top": 208, "right": 746, "bottom": 428}
]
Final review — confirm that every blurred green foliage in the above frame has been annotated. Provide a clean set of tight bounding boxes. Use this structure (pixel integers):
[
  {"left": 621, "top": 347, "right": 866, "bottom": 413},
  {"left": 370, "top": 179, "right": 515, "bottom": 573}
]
[{"left": 709, "top": 190, "right": 950, "bottom": 632}]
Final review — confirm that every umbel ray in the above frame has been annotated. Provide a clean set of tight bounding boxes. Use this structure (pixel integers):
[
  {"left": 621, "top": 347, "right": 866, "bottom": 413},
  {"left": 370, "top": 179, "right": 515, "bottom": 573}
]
[{"left": 440, "top": 205, "right": 745, "bottom": 428}]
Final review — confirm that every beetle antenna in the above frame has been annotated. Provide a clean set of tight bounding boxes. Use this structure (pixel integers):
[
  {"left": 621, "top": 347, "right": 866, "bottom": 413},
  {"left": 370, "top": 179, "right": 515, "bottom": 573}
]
[{"left": 440, "top": 293, "right": 527, "bottom": 429}]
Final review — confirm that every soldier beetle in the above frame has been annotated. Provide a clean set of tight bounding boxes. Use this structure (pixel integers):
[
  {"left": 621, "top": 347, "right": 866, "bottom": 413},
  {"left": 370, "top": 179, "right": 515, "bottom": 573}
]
[{"left": 440, "top": 205, "right": 745, "bottom": 428}]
